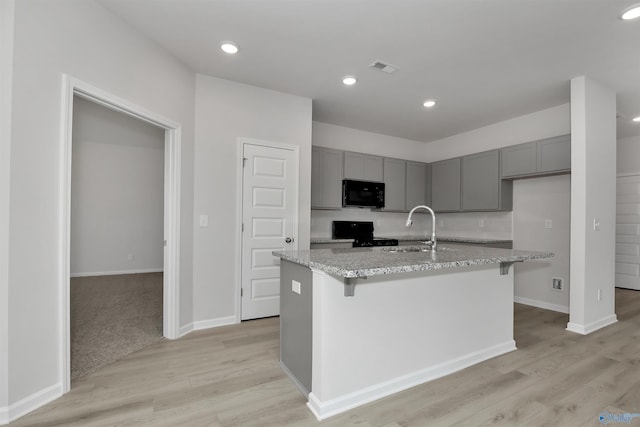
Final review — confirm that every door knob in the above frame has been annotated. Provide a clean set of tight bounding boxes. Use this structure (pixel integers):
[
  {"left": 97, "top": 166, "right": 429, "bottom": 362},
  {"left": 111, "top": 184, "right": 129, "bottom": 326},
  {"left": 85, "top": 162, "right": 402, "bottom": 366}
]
[{"left": 285, "top": 237, "right": 294, "bottom": 243}]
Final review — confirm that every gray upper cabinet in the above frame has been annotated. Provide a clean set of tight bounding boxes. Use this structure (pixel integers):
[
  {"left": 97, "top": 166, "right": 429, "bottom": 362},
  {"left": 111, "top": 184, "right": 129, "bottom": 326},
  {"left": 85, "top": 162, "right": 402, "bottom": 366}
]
[
  {"left": 344, "top": 151, "right": 384, "bottom": 182},
  {"left": 501, "top": 142, "right": 537, "bottom": 178},
  {"left": 538, "top": 134, "right": 571, "bottom": 173},
  {"left": 311, "top": 147, "right": 343, "bottom": 209},
  {"left": 501, "top": 134, "right": 570, "bottom": 178},
  {"left": 406, "top": 161, "right": 431, "bottom": 210},
  {"left": 431, "top": 158, "right": 461, "bottom": 212},
  {"left": 382, "top": 158, "right": 407, "bottom": 211},
  {"left": 462, "top": 150, "right": 512, "bottom": 211}
]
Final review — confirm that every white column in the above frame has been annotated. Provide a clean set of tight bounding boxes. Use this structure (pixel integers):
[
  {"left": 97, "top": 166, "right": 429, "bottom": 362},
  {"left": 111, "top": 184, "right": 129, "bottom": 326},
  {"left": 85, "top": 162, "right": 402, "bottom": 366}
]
[{"left": 567, "top": 76, "right": 617, "bottom": 334}]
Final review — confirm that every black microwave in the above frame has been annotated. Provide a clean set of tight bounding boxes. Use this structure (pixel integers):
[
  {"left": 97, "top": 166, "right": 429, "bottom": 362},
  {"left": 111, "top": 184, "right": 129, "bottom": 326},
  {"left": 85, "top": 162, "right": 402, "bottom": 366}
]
[{"left": 342, "top": 179, "right": 385, "bottom": 208}]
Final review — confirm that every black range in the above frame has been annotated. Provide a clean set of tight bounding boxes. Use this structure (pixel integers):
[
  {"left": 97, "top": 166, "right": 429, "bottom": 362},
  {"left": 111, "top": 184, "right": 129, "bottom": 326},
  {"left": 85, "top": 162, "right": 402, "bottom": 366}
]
[{"left": 332, "top": 221, "right": 399, "bottom": 248}]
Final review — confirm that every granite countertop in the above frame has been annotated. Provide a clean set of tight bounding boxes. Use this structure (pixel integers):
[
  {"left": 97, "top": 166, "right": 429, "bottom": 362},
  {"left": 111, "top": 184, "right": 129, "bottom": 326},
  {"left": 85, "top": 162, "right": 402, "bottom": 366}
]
[
  {"left": 310, "top": 236, "right": 513, "bottom": 244},
  {"left": 273, "top": 244, "right": 553, "bottom": 278}
]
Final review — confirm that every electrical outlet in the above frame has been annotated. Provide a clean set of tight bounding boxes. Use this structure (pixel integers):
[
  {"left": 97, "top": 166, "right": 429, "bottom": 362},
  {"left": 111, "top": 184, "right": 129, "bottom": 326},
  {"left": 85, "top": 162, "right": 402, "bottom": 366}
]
[
  {"left": 127, "top": 253, "right": 134, "bottom": 261},
  {"left": 438, "top": 219, "right": 444, "bottom": 228},
  {"left": 598, "top": 288, "right": 602, "bottom": 301},
  {"left": 544, "top": 219, "right": 552, "bottom": 229},
  {"left": 552, "top": 277, "right": 563, "bottom": 291},
  {"left": 593, "top": 218, "right": 600, "bottom": 231},
  {"left": 199, "top": 214, "right": 209, "bottom": 227},
  {"left": 292, "top": 280, "right": 301, "bottom": 294},
  {"left": 478, "top": 218, "right": 485, "bottom": 228}
]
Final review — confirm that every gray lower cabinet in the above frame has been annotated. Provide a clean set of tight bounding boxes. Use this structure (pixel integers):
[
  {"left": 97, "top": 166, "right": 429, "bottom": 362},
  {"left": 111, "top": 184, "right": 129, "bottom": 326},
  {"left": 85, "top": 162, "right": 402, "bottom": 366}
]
[
  {"left": 382, "top": 158, "right": 407, "bottom": 211},
  {"left": 311, "top": 147, "right": 343, "bottom": 209},
  {"left": 344, "top": 151, "right": 384, "bottom": 182},
  {"left": 501, "top": 134, "right": 570, "bottom": 178},
  {"left": 462, "top": 150, "right": 512, "bottom": 211},
  {"left": 431, "top": 158, "right": 461, "bottom": 212},
  {"left": 406, "top": 161, "right": 431, "bottom": 210}
]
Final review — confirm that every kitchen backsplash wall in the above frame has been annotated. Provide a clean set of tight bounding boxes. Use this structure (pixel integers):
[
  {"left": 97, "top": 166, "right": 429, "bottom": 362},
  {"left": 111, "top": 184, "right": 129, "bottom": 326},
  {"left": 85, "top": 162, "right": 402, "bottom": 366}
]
[
  {"left": 435, "top": 211, "right": 512, "bottom": 240},
  {"left": 311, "top": 209, "right": 512, "bottom": 240}
]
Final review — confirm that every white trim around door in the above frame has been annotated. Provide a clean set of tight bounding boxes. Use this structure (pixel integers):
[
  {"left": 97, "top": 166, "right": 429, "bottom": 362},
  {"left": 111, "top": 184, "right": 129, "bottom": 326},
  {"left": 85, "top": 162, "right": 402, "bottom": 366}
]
[{"left": 59, "top": 75, "right": 182, "bottom": 393}]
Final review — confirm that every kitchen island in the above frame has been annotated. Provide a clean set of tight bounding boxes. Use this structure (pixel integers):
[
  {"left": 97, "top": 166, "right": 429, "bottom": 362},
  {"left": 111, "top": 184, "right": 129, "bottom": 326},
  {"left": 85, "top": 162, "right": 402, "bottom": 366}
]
[{"left": 273, "top": 244, "right": 553, "bottom": 420}]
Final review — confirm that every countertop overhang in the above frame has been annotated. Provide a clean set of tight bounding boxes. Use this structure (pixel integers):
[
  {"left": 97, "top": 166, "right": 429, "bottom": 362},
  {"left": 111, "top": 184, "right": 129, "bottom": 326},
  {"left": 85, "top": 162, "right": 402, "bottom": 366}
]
[
  {"left": 310, "top": 236, "right": 513, "bottom": 245},
  {"left": 273, "top": 244, "right": 553, "bottom": 279}
]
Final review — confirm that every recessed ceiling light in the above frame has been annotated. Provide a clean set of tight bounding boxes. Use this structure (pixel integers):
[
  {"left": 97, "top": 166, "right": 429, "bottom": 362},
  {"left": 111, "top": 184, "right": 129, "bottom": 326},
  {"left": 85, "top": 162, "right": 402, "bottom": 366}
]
[
  {"left": 342, "top": 76, "right": 357, "bottom": 86},
  {"left": 633, "top": 116, "right": 640, "bottom": 122},
  {"left": 221, "top": 42, "right": 239, "bottom": 54},
  {"left": 621, "top": 5, "right": 640, "bottom": 20},
  {"left": 423, "top": 99, "right": 436, "bottom": 108}
]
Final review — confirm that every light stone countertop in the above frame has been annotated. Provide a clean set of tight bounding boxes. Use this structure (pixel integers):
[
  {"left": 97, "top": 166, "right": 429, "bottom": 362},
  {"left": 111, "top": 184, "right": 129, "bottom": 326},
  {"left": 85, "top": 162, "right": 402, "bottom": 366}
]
[
  {"left": 310, "top": 236, "right": 513, "bottom": 244},
  {"left": 273, "top": 244, "right": 553, "bottom": 278}
]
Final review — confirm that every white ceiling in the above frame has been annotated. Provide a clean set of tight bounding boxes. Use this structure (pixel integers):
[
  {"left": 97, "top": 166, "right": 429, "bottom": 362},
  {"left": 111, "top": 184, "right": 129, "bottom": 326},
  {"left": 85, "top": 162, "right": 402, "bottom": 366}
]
[{"left": 99, "top": 0, "right": 640, "bottom": 143}]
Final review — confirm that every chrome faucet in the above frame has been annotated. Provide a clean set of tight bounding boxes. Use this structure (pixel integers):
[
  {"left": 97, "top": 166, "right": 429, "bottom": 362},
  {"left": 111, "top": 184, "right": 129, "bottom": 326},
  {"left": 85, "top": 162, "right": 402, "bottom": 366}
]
[{"left": 406, "top": 205, "right": 437, "bottom": 251}]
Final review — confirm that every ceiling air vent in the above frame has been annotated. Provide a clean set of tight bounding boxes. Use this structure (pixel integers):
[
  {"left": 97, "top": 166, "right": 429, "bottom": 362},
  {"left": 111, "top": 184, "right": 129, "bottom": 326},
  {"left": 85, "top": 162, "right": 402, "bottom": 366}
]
[{"left": 369, "top": 60, "right": 399, "bottom": 74}]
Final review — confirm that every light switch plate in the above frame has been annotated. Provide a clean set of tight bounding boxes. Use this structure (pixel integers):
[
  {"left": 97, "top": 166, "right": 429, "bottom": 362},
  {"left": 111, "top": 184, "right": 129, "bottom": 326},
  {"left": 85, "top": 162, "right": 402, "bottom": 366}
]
[{"left": 199, "top": 214, "right": 209, "bottom": 227}]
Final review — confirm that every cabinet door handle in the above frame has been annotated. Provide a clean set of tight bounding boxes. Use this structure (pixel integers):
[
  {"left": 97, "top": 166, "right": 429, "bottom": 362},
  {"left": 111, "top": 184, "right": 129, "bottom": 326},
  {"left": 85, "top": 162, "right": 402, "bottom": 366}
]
[{"left": 285, "top": 237, "right": 294, "bottom": 243}]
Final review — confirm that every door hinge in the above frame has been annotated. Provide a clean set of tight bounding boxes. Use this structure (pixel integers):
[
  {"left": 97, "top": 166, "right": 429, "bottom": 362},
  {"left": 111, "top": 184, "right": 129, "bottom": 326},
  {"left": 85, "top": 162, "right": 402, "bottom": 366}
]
[
  {"left": 242, "top": 157, "right": 247, "bottom": 167},
  {"left": 241, "top": 288, "right": 243, "bottom": 297},
  {"left": 242, "top": 223, "right": 244, "bottom": 232}
]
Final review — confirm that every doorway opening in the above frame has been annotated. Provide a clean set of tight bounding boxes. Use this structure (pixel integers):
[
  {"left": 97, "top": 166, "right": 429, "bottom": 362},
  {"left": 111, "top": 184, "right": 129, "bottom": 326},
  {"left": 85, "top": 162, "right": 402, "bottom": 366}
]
[
  {"left": 69, "top": 96, "right": 165, "bottom": 381},
  {"left": 60, "top": 75, "right": 182, "bottom": 392}
]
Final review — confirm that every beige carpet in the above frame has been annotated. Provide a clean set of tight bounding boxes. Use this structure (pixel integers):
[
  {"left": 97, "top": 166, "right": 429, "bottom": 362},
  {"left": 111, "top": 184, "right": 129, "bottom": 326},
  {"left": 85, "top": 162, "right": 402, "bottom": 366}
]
[{"left": 70, "top": 272, "right": 164, "bottom": 382}]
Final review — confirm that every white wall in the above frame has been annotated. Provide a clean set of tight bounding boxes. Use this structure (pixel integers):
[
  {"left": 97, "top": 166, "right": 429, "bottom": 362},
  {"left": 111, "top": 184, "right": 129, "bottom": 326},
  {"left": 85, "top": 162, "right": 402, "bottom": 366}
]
[
  {"left": 311, "top": 209, "right": 433, "bottom": 239},
  {"left": 193, "top": 74, "right": 312, "bottom": 325},
  {"left": 313, "top": 121, "right": 430, "bottom": 162},
  {"left": 617, "top": 135, "right": 640, "bottom": 175},
  {"left": 313, "top": 104, "right": 570, "bottom": 165},
  {"left": 70, "top": 97, "right": 164, "bottom": 276},
  {"left": 8, "top": 0, "right": 195, "bottom": 411},
  {"left": 311, "top": 209, "right": 512, "bottom": 240},
  {"left": 513, "top": 175, "right": 571, "bottom": 313},
  {"left": 424, "top": 104, "right": 571, "bottom": 162},
  {"left": 0, "top": 0, "right": 14, "bottom": 417}
]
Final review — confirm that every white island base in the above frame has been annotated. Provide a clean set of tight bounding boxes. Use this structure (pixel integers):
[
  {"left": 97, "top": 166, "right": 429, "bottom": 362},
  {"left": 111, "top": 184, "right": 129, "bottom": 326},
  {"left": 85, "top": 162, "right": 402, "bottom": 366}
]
[{"left": 304, "top": 264, "right": 516, "bottom": 420}]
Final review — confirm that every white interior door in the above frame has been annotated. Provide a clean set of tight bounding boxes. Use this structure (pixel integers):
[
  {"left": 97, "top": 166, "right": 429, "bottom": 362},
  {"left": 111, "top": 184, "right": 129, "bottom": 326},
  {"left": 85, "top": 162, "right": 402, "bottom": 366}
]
[
  {"left": 616, "top": 175, "right": 640, "bottom": 290},
  {"left": 241, "top": 142, "right": 298, "bottom": 320}
]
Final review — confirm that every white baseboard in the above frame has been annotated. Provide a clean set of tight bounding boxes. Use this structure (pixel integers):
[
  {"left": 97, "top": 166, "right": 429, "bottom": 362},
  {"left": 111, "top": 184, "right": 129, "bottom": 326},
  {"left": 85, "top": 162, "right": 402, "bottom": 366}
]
[
  {"left": 0, "top": 382, "right": 62, "bottom": 425},
  {"left": 70, "top": 268, "right": 163, "bottom": 278},
  {"left": 307, "top": 340, "right": 517, "bottom": 421},
  {"left": 514, "top": 296, "right": 569, "bottom": 314},
  {"left": 178, "top": 322, "right": 194, "bottom": 338},
  {"left": 178, "top": 316, "right": 237, "bottom": 338},
  {"left": 567, "top": 314, "right": 618, "bottom": 335},
  {"left": 193, "top": 316, "right": 237, "bottom": 330}
]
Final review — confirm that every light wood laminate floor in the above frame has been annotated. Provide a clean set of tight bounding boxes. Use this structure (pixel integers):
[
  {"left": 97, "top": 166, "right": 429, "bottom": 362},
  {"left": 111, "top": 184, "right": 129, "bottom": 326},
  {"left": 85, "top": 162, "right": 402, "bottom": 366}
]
[{"left": 12, "top": 289, "right": 640, "bottom": 426}]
